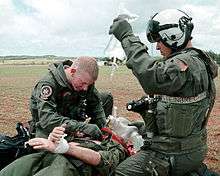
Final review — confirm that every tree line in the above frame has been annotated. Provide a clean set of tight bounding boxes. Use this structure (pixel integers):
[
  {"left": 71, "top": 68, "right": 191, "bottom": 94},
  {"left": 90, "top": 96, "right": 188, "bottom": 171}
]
[{"left": 0, "top": 51, "right": 219, "bottom": 66}]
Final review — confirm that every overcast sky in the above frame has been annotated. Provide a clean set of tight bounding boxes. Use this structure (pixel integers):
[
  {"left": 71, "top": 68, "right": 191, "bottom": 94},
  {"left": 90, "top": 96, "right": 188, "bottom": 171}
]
[{"left": 0, "top": 0, "right": 219, "bottom": 57}]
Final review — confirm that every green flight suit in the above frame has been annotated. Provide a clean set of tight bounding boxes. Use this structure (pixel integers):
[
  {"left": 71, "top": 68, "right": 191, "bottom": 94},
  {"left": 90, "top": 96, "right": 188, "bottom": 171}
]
[
  {"left": 115, "top": 36, "right": 218, "bottom": 176},
  {"left": 29, "top": 60, "right": 110, "bottom": 138},
  {"left": 0, "top": 138, "right": 127, "bottom": 176}
]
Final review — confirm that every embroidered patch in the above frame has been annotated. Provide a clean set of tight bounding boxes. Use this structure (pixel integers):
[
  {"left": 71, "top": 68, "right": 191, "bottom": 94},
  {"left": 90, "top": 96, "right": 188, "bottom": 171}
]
[
  {"left": 40, "top": 85, "right": 52, "bottom": 100},
  {"left": 177, "top": 60, "right": 188, "bottom": 72}
]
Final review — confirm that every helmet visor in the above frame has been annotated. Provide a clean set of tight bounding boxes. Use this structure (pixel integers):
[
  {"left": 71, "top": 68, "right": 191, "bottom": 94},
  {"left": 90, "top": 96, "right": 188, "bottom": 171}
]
[
  {"left": 146, "top": 32, "right": 161, "bottom": 43},
  {"left": 146, "top": 19, "right": 161, "bottom": 43}
]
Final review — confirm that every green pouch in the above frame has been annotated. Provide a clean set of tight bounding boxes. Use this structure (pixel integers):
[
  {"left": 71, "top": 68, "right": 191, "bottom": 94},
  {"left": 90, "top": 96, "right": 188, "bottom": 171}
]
[{"left": 144, "top": 155, "right": 170, "bottom": 176}]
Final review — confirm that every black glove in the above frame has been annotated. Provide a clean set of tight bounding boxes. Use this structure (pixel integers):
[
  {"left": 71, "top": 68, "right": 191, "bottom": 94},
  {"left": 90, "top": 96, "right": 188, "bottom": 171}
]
[
  {"left": 109, "top": 15, "right": 134, "bottom": 42},
  {"left": 80, "top": 124, "right": 102, "bottom": 140},
  {"left": 128, "top": 121, "right": 145, "bottom": 135}
]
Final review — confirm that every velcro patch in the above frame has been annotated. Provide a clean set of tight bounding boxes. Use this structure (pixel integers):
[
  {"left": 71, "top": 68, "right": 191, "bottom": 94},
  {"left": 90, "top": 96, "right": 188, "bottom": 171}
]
[
  {"left": 177, "top": 60, "right": 188, "bottom": 72},
  {"left": 40, "top": 85, "right": 52, "bottom": 100}
]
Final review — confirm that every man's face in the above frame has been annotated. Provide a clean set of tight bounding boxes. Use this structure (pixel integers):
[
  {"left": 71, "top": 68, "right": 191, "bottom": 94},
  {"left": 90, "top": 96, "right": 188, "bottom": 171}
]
[
  {"left": 156, "top": 41, "right": 172, "bottom": 59},
  {"left": 71, "top": 71, "right": 94, "bottom": 91}
]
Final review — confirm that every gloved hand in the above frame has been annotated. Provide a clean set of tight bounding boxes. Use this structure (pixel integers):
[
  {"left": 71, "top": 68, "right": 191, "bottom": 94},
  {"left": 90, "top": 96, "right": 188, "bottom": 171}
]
[
  {"left": 128, "top": 121, "right": 145, "bottom": 135},
  {"left": 80, "top": 124, "right": 102, "bottom": 140},
  {"left": 109, "top": 15, "right": 134, "bottom": 42}
]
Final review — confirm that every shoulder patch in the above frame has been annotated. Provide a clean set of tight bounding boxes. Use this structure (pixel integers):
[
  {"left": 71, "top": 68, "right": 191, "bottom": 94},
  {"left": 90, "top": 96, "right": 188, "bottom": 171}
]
[
  {"left": 40, "top": 85, "right": 53, "bottom": 100},
  {"left": 176, "top": 60, "right": 188, "bottom": 72}
]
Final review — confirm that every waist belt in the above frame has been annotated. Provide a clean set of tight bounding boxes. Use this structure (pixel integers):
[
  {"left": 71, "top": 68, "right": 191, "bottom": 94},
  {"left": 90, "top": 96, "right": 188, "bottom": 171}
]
[
  {"left": 143, "top": 129, "right": 207, "bottom": 153},
  {"left": 161, "top": 92, "right": 207, "bottom": 104}
]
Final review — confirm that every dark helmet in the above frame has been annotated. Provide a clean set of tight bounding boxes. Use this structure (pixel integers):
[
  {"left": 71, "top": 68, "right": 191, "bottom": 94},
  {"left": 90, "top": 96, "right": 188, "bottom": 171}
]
[{"left": 146, "top": 9, "right": 194, "bottom": 50}]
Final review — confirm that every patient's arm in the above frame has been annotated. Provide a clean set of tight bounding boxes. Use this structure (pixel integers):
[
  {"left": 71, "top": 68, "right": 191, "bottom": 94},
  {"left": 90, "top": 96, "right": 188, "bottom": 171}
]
[
  {"left": 27, "top": 138, "right": 101, "bottom": 166},
  {"left": 66, "top": 142, "right": 101, "bottom": 166},
  {"left": 28, "top": 124, "right": 102, "bottom": 166},
  {"left": 27, "top": 137, "right": 56, "bottom": 152}
]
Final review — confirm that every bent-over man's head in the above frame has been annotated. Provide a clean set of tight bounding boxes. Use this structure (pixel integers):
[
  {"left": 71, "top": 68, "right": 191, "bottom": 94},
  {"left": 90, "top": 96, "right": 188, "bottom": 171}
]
[{"left": 65, "top": 56, "right": 99, "bottom": 91}]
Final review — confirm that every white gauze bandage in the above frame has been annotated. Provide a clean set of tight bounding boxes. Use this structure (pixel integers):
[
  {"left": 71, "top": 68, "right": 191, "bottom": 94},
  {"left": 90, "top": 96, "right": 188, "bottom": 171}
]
[{"left": 53, "top": 134, "right": 69, "bottom": 154}]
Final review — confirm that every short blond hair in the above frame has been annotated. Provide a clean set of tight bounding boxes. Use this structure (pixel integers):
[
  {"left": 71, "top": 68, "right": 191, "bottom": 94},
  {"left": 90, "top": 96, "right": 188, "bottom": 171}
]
[{"left": 72, "top": 56, "right": 99, "bottom": 81}]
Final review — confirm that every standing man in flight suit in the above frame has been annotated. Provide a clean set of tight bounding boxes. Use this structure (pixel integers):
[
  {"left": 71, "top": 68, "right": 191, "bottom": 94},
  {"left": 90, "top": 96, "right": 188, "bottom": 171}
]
[
  {"left": 109, "top": 9, "right": 218, "bottom": 176},
  {"left": 29, "top": 56, "right": 113, "bottom": 139}
]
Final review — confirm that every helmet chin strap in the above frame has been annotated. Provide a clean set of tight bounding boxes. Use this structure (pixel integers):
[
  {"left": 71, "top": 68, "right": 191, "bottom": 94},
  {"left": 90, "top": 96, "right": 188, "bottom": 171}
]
[{"left": 169, "top": 39, "right": 192, "bottom": 57}]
